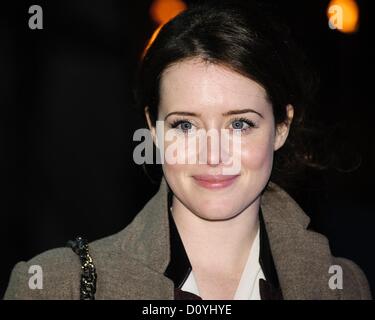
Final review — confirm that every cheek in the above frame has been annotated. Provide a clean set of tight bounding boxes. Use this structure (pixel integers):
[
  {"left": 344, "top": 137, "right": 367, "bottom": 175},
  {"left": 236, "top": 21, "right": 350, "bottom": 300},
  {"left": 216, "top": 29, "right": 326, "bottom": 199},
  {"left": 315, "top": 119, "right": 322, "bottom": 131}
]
[
  {"left": 161, "top": 137, "right": 191, "bottom": 183},
  {"left": 161, "top": 126, "right": 275, "bottom": 174},
  {"left": 162, "top": 162, "right": 186, "bottom": 178},
  {"left": 240, "top": 133, "right": 274, "bottom": 171},
  {"left": 161, "top": 162, "right": 191, "bottom": 203}
]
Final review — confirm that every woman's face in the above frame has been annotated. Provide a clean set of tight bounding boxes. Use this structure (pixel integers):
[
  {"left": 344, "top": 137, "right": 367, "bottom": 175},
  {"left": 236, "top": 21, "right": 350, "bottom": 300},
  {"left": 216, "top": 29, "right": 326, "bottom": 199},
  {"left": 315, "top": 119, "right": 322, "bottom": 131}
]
[{"left": 146, "top": 58, "right": 293, "bottom": 221}]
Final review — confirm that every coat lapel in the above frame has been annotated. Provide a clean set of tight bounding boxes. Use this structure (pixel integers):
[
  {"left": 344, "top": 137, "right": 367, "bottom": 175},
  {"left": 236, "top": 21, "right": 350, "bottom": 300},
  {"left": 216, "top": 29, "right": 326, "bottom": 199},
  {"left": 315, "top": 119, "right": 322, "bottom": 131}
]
[
  {"left": 113, "top": 177, "right": 339, "bottom": 299},
  {"left": 118, "top": 176, "right": 171, "bottom": 274},
  {"left": 107, "top": 177, "right": 174, "bottom": 299},
  {"left": 261, "top": 182, "right": 340, "bottom": 299}
]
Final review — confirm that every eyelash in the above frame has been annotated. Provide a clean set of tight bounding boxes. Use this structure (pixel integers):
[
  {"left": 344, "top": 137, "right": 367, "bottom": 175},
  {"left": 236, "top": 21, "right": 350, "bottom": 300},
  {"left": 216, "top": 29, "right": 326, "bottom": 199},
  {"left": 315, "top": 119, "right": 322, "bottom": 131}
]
[
  {"left": 170, "top": 117, "right": 257, "bottom": 134},
  {"left": 231, "top": 117, "right": 257, "bottom": 132}
]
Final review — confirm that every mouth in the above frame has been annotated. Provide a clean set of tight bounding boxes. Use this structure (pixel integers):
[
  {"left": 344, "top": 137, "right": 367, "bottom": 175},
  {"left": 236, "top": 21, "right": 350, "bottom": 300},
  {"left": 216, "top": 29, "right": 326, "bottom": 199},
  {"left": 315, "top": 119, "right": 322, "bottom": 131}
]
[{"left": 192, "top": 174, "right": 240, "bottom": 189}]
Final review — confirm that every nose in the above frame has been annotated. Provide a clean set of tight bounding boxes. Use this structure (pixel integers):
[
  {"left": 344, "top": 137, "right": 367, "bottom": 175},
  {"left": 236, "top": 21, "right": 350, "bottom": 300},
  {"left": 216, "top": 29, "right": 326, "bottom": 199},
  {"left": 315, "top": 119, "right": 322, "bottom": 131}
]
[
  {"left": 206, "top": 133, "right": 220, "bottom": 166},
  {"left": 202, "top": 129, "right": 232, "bottom": 167}
]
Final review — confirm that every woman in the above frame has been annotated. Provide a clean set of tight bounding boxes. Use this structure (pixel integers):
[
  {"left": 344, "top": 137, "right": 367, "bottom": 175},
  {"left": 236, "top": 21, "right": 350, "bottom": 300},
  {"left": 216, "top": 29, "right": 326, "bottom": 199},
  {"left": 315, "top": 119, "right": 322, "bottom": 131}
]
[{"left": 4, "top": 2, "right": 371, "bottom": 300}]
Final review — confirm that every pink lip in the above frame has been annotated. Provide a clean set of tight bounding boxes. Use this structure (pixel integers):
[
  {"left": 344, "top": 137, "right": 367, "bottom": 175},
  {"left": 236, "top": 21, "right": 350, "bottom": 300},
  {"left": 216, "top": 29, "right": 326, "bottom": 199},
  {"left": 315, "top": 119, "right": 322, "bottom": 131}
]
[{"left": 192, "top": 174, "right": 239, "bottom": 189}]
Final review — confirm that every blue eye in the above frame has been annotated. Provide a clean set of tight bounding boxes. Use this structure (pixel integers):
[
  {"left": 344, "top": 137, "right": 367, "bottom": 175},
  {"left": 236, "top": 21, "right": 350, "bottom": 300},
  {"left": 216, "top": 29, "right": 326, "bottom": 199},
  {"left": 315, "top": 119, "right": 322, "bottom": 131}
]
[
  {"left": 232, "top": 120, "right": 245, "bottom": 129},
  {"left": 170, "top": 117, "right": 256, "bottom": 134},
  {"left": 171, "top": 120, "right": 194, "bottom": 133},
  {"left": 231, "top": 118, "right": 256, "bottom": 132}
]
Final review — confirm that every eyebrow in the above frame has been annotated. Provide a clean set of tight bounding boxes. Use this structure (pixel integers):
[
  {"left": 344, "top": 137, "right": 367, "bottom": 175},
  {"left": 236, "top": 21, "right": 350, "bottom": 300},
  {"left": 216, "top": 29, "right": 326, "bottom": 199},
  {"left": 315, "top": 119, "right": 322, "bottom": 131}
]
[{"left": 164, "top": 108, "right": 264, "bottom": 120}]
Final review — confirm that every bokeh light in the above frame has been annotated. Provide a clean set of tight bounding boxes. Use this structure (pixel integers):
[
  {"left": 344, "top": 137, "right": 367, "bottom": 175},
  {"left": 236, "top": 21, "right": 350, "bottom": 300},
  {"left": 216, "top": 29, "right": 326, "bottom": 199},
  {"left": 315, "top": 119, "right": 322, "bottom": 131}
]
[
  {"left": 143, "top": 0, "right": 187, "bottom": 58},
  {"left": 150, "top": 0, "right": 187, "bottom": 26},
  {"left": 327, "top": 0, "right": 359, "bottom": 34}
]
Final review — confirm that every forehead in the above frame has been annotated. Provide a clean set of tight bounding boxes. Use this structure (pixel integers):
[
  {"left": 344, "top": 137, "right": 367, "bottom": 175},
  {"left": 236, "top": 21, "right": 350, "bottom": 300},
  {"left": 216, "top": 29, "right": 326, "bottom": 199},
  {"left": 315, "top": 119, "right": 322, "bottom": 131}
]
[{"left": 159, "top": 58, "right": 269, "bottom": 113}]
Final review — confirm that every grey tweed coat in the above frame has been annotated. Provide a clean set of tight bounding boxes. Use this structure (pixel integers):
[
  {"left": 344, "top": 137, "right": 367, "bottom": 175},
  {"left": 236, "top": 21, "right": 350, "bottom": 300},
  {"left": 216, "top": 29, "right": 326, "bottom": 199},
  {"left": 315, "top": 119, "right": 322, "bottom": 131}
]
[{"left": 4, "top": 177, "right": 372, "bottom": 300}]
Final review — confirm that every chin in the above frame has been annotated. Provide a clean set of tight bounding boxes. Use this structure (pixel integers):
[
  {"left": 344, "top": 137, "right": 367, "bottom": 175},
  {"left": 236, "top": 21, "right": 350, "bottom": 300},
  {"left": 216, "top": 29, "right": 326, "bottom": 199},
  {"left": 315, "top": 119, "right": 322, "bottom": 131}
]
[{"left": 191, "top": 204, "right": 240, "bottom": 221}]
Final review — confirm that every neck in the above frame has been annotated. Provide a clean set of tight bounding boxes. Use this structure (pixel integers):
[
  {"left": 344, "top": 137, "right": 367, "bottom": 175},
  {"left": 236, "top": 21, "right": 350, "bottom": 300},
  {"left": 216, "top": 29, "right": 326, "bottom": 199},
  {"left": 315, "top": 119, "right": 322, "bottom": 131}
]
[{"left": 171, "top": 195, "right": 260, "bottom": 273}]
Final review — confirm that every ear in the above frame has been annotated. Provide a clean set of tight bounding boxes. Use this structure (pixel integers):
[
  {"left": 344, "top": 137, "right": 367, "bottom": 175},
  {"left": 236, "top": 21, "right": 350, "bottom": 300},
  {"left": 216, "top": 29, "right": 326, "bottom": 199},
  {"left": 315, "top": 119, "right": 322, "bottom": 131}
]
[
  {"left": 144, "top": 106, "right": 158, "bottom": 147},
  {"left": 274, "top": 104, "right": 294, "bottom": 151}
]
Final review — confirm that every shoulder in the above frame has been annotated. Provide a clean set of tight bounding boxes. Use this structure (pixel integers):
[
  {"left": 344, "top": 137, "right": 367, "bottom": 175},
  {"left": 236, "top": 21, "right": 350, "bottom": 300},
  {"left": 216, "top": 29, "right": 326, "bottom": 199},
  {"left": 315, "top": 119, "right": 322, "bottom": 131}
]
[
  {"left": 294, "top": 215, "right": 372, "bottom": 300},
  {"left": 262, "top": 181, "right": 372, "bottom": 300},
  {"left": 3, "top": 247, "right": 81, "bottom": 299},
  {"left": 331, "top": 256, "right": 372, "bottom": 300},
  {"left": 4, "top": 230, "right": 128, "bottom": 300},
  {"left": 303, "top": 228, "right": 372, "bottom": 300}
]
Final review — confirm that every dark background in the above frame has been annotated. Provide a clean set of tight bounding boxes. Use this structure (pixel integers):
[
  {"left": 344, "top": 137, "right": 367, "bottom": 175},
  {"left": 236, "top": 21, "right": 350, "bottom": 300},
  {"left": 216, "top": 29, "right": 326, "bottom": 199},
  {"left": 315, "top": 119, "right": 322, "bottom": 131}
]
[{"left": 1, "top": 0, "right": 374, "bottom": 298}]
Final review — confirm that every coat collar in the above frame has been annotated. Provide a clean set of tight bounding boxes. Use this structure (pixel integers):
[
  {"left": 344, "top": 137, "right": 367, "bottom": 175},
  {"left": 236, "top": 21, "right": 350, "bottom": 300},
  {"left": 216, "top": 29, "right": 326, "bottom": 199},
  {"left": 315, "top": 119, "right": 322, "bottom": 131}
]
[
  {"left": 119, "top": 176, "right": 338, "bottom": 299},
  {"left": 164, "top": 204, "right": 282, "bottom": 296}
]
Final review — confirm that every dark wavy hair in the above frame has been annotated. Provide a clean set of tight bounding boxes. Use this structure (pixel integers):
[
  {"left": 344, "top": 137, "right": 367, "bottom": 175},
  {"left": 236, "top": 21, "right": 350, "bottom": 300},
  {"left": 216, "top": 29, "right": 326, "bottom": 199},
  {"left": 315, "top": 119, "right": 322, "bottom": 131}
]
[{"left": 134, "top": 0, "right": 350, "bottom": 190}]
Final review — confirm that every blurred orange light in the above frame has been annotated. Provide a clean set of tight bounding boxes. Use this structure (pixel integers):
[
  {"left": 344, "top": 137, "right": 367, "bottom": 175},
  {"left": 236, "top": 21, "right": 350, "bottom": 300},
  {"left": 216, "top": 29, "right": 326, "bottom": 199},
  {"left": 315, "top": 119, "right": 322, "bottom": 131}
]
[
  {"left": 327, "top": 0, "right": 359, "bottom": 33},
  {"left": 150, "top": 0, "right": 187, "bottom": 26},
  {"left": 142, "top": 25, "right": 163, "bottom": 59},
  {"left": 143, "top": 0, "right": 187, "bottom": 59}
]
